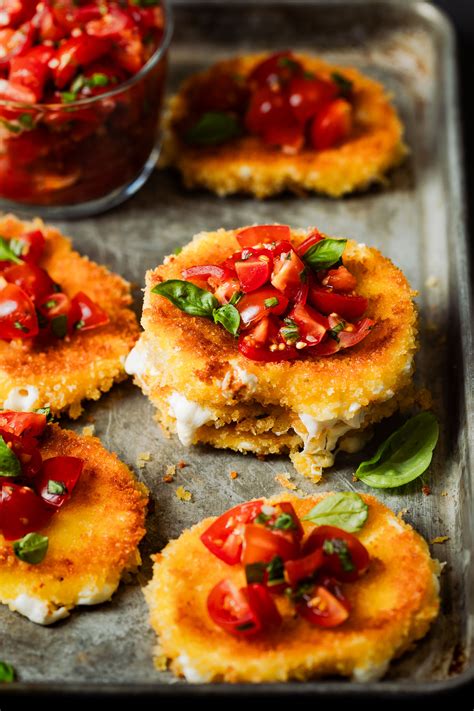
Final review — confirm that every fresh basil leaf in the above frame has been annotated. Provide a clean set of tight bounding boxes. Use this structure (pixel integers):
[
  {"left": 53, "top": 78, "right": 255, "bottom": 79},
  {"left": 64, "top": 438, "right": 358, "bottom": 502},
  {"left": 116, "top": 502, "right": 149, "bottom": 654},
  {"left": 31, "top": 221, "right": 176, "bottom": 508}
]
[
  {"left": 213, "top": 304, "right": 240, "bottom": 336},
  {"left": 0, "top": 661, "right": 15, "bottom": 683},
  {"left": 185, "top": 112, "right": 241, "bottom": 146},
  {"left": 19, "top": 113, "right": 34, "bottom": 130},
  {"left": 278, "top": 56, "right": 301, "bottom": 73},
  {"left": 0, "top": 435, "right": 21, "bottom": 478},
  {"left": 152, "top": 280, "right": 219, "bottom": 318},
  {"left": 173, "top": 246, "right": 183, "bottom": 255},
  {"left": 0, "top": 236, "right": 23, "bottom": 265},
  {"left": 47, "top": 479, "right": 67, "bottom": 496},
  {"left": 51, "top": 314, "right": 68, "bottom": 339},
  {"left": 281, "top": 317, "right": 299, "bottom": 344},
  {"left": 303, "top": 492, "right": 368, "bottom": 532},
  {"left": 13, "top": 532, "right": 49, "bottom": 564},
  {"left": 355, "top": 412, "right": 439, "bottom": 489},
  {"left": 266, "top": 555, "right": 285, "bottom": 586},
  {"left": 303, "top": 238, "right": 347, "bottom": 271},
  {"left": 264, "top": 297, "right": 279, "bottom": 308},
  {"left": 229, "top": 291, "right": 243, "bottom": 306},
  {"left": 273, "top": 513, "right": 296, "bottom": 531},
  {"left": 245, "top": 562, "right": 266, "bottom": 584},
  {"left": 35, "top": 406, "right": 53, "bottom": 422},
  {"left": 332, "top": 71, "right": 353, "bottom": 96}
]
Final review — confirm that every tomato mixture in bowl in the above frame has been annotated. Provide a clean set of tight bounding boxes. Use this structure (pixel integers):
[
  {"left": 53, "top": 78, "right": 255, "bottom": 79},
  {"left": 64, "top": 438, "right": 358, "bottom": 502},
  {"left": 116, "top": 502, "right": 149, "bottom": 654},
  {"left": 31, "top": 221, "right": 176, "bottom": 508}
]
[{"left": 0, "top": 0, "right": 172, "bottom": 216}]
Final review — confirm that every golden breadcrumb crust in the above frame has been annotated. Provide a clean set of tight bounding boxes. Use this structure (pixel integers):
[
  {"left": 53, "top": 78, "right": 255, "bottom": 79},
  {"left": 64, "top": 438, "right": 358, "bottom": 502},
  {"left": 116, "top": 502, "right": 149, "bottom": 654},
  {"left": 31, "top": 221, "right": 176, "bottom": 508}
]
[
  {"left": 0, "top": 423, "right": 148, "bottom": 619},
  {"left": 0, "top": 214, "right": 140, "bottom": 418},
  {"left": 162, "top": 54, "right": 407, "bottom": 198},
  {"left": 145, "top": 493, "right": 440, "bottom": 683},
  {"left": 134, "top": 227, "right": 418, "bottom": 475}
]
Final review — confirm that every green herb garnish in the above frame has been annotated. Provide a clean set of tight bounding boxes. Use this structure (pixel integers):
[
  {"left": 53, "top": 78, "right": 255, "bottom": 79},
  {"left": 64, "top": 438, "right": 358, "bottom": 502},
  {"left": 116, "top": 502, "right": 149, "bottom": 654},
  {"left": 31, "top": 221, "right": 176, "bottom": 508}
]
[
  {"left": 213, "top": 304, "right": 240, "bottom": 336},
  {"left": 303, "top": 492, "right": 368, "bottom": 533},
  {"left": 51, "top": 314, "right": 68, "bottom": 339},
  {"left": 229, "top": 291, "right": 243, "bottom": 306},
  {"left": 47, "top": 480, "right": 67, "bottom": 496},
  {"left": 273, "top": 513, "right": 296, "bottom": 531},
  {"left": 323, "top": 538, "right": 355, "bottom": 572},
  {"left": 0, "top": 661, "right": 15, "bottom": 683},
  {"left": 332, "top": 72, "right": 353, "bottom": 97},
  {"left": 0, "top": 236, "right": 23, "bottom": 265},
  {"left": 266, "top": 555, "right": 285, "bottom": 586},
  {"left": 280, "top": 317, "right": 299, "bottom": 344},
  {"left": 14, "top": 321, "right": 29, "bottom": 333},
  {"left": 355, "top": 412, "right": 439, "bottom": 488},
  {"left": 13, "top": 533, "right": 49, "bottom": 564},
  {"left": 152, "top": 280, "right": 218, "bottom": 318},
  {"left": 302, "top": 238, "right": 347, "bottom": 271},
  {"left": 264, "top": 297, "right": 279, "bottom": 309},
  {"left": 35, "top": 406, "right": 53, "bottom": 422},
  {"left": 245, "top": 562, "right": 266, "bottom": 584},
  {"left": 0, "top": 435, "right": 21, "bottom": 478},
  {"left": 185, "top": 112, "right": 241, "bottom": 146}
]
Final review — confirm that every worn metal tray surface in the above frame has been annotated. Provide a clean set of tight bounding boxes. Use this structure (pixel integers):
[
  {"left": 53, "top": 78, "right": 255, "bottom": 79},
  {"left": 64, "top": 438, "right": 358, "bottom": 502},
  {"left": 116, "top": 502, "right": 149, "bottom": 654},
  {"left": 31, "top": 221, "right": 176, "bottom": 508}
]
[{"left": 2, "top": 0, "right": 473, "bottom": 698}]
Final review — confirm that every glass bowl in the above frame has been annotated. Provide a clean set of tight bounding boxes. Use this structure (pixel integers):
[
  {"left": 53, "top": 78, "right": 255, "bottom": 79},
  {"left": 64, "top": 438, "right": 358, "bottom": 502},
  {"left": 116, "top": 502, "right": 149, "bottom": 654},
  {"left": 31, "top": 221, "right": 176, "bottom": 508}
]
[{"left": 0, "top": 0, "right": 173, "bottom": 219}]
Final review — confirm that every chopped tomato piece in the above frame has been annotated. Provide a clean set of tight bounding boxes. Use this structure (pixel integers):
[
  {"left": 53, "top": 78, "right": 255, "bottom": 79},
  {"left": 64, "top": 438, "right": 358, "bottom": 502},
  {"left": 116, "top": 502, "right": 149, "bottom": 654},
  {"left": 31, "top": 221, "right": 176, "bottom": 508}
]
[
  {"left": 11, "top": 230, "right": 45, "bottom": 264},
  {"left": 0, "top": 482, "right": 52, "bottom": 541},
  {"left": 188, "top": 71, "right": 249, "bottom": 115},
  {"left": 247, "top": 51, "right": 302, "bottom": 90},
  {"left": 242, "top": 524, "right": 299, "bottom": 565},
  {"left": 296, "top": 584, "right": 350, "bottom": 628},
  {"left": 235, "top": 257, "right": 271, "bottom": 293},
  {"left": 0, "top": 22, "right": 34, "bottom": 65},
  {"left": 310, "top": 98, "right": 353, "bottom": 151},
  {"left": 70, "top": 292, "right": 109, "bottom": 332},
  {"left": 0, "top": 411, "right": 46, "bottom": 439},
  {"left": 35, "top": 456, "right": 84, "bottom": 509},
  {"left": 237, "top": 287, "right": 289, "bottom": 329},
  {"left": 287, "top": 76, "right": 338, "bottom": 123},
  {"left": 207, "top": 579, "right": 262, "bottom": 637},
  {"left": 111, "top": 27, "right": 143, "bottom": 74},
  {"left": 245, "top": 583, "right": 282, "bottom": 630},
  {"left": 321, "top": 265, "right": 357, "bottom": 293},
  {"left": 3, "top": 263, "right": 57, "bottom": 302},
  {"left": 0, "top": 283, "right": 38, "bottom": 340},
  {"left": 261, "top": 115, "right": 304, "bottom": 153},
  {"left": 0, "top": 78, "right": 36, "bottom": 103},
  {"left": 4, "top": 431, "right": 43, "bottom": 479},
  {"left": 297, "top": 229, "right": 324, "bottom": 257},
  {"left": 337, "top": 317, "right": 374, "bottom": 348},
  {"left": 304, "top": 525, "right": 370, "bottom": 583},
  {"left": 236, "top": 224, "right": 291, "bottom": 248},
  {"left": 271, "top": 249, "right": 305, "bottom": 298},
  {"left": 182, "top": 264, "right": 234, "bottom": 283},
  {"left": 53, "top": 35, "right": 110, "bottom": 89},
  {"left": 9, "top": 45, "right": 54, "bottom": 101},
  {"left": 309, "top": 284, "right": 368, "bottom": 321},
  {"left": 290, "top": 303, "right": 328, "bottom": 345},
  {"left": 245, "top": 85, "right": 296, "bottom": 140},
  {"left": 86, "top": 8, "right": 133, "bottom": 38},
  {"left": 200, "top": 500, "right": 264, "bottom": 565},
  {"left": 37, "top": 292, "right": 70, "bottom": 320},
  {"left": 285, "top": 548, "right": 324, "bottom": 587},
  {"left": 238, "top": 328, "right": 299, "bottom": 362}
]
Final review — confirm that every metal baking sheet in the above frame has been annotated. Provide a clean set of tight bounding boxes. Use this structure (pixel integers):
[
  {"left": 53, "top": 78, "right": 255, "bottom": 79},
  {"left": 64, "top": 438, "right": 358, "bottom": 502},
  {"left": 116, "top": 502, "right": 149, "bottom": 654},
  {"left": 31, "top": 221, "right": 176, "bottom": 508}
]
[{"left": 2, "top": 0, "right": 473, "bottom": 697}]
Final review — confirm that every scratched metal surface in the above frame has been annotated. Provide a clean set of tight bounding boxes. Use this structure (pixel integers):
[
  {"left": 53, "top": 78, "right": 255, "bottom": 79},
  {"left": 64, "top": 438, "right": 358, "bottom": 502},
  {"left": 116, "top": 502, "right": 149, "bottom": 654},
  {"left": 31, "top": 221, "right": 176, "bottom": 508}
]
[{"left": 2, "top": 0, "right": 473, "bottom": 696}]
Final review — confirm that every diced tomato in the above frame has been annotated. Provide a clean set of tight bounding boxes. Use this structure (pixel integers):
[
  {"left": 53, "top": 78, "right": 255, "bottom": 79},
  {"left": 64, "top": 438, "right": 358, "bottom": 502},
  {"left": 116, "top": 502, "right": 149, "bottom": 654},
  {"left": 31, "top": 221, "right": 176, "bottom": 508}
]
[
  {"left": 277, "top": 502, "right": 305, "bottom": 541},
  {"left": 188, "top": 71, "right": 249, "bottom": 115},
  {"left": 182, "top": 264, "right": 234, "bottom": 283},
  {"left": 70, "top": 292, "right": 109, "bottom": 332},
  {"left": 296, "top": 584, "right": 350, "bottom": 628},
  {"left": 0, "top": 411, "right": 46, "bottom": 439},
  {"left": 207, "top": 579, "right": 262, "bottom": 637},
  {"left": 245, "top": 583, "right": 281, "bottom": 630},
  {"left": 0, "top": 283, "right": 38, "bottom": 340},
  {"left": 0, "top": 482, "right": 52, "bottom": 541},
  {"left": 297, "top": 229, "right": 324, "bottom": 257},
  {"left": 337, "top": 317, "right": 374, "bottom": 348},
  {"left": 271, "top": 249, "right": 305, "bottom": 298},
  {"left": 11, "top": 230, "right": 45, "bottom": 264},
  {"left": 247, "top": 51, "right": 303, "bottom": 90},
  {"left": 310, "top": 98, "right": 353, "bottom": 151},
  {"left": 0, "top": 22, "right": 35, "bottom": 65},
  {"left": 0, "top": 1, "right": 37, "bottom": 30},
  {"left": 86, "top": 8, "right": 133, "bottom": 39},
  {"left": 237, "top": 287, "right": 289, "bottom": 329},
  {"left": 287, "top": 75, "right": 338, "bottom": 124},
  {"left": 304, "top": 525, "right": 370, "bottom": 583},
  {"left": 238, "top": 329, "right": 299, "bottom": 362},
  {"left": 0, "top": 78, "right": 36, "bottom": 103},
  {"left": 289, "top": 303, "right": 328, "bottom": 345},
  {"left": 34, "top": 3, "right": 67, "bottom": 43},
  {"left": 310, "top": 336, "right": 342, "bottom": 356},
  {"left": 213, "top": 277, "right": 241, "bottom": 305},
  {"left": 285, "top": 548, "right": 324, "bottom": 587},
  {"left": 35, "top": 456, "right": 84, "bottom": 509},
  {"left": 242, "top": 524, "right": 299, "bottom": 565},
  {"left": 200, "top": 500, "right": 264, "bottom": 565},
  {"left": 236, "top": 224, "right": 291, "bottom": 248},
  {"left": 245, "top": 85, "right": 295, "bottom": 138},
  {"left": 37, "top": 292, "right": 70, "bottom": 320},
  {"left": 235, "top": 257, "right": 271, "bottom": 293},
  {"left": 111, "top": 27, "right": 143, "bottom": 75},
  {"left": 3, "top": 263, "right": 57, "bottom": 302},
  {"left": 321, "top": 265, "right": 357, "bottom": 293},
  {"left": 9, "top": 45, "right": 54, "bottom": 101},
  {"left": 308, "top": 284, "right": 368, "bottom": 321},
  {"left": 53, "top": 35, "right": 110, "bottom": 89}
]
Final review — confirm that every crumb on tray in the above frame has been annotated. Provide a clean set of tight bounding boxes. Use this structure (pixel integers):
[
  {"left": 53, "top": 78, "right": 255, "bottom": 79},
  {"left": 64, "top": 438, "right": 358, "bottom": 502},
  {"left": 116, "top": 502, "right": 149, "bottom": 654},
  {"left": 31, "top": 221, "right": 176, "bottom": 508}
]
[
  {"left": 176, "top": 485, "right": 192, "bottom": 502},
  {"left": 163, "top": 464, "right": 176, "bottom": 482},
  {"left": 137, "top": 451, "right": 152, "bottom": 469},
  {"left": 431, "top": 536, "right": 450, "bottom": 545},
  {"left": 275, "top": 473, "right": 297, "bottom": 491},
  {"left": 229, "top": 470, "right": 238, "bottom": 480},
  {"left": 81, "top": 425, "right": 95, "bottom": 437}
]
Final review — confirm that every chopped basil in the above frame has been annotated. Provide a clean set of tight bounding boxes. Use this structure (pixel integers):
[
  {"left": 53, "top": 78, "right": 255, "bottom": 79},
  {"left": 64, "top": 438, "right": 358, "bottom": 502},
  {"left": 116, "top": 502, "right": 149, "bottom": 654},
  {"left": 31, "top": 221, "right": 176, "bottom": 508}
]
[
  {"left": 35, "top": 406, "right": 53, "bottom": 422},
  {"left": 355, "top": 412, "right": 439, "bottom": 488},
  {"left": 13, "top": 532, "right": 49, "bottom": 564},
  {"left": 51, "top": 314, "right": 68, "bottom": 339},
  {"left": 131, "top": 0, "right": 160, "bottom": 6},
  {"left": 273, "top": 513, "right": 296, "bottom": 531},
  {"left": 0, "top": 435, "right": 21, "bottom": 478},
  {"left": 0, "top": 118, "right": 21, "bottom": 134},
  {"left": 0, "top": 661, "right": 15, "bottom": 683},
  {"left": 328, "top": 321, "right": 346, "bottom": 342},
  {"left": 229, "top": 291, "right": 243, "bottom": 306},
  {"left": 18, "top": 113, "right": 34, "bottom": 129},
  {"left": 281, "top": 318, "right": 299, "bottom": 344},
  {"left": 75, "top": 319, "right": 85, "bottom": 330},
  {"left": 264, "top": 297, "right": 279, "bottom": 309},
  {"left": 152, "top": 280, "right": 219, "bottom": 318},
  {"left": 303, "top": 70, "right": 316, "bottom": 80},
  {"left": 236, "top": 621, "right": 256, "bottom": 631},
  {"left": 332, "top": 72, "right": 353, "bottom": 97},
  {"left": 60, "top": 91, "right": 78, "bottom": 104},
  {"left": 303, "top": 492, "right": 368, "bottom": 532},
  {"left": 245, "top": 562, "right": 266, "bottom": 584},
  {"left": 266, "top": 555, "right": 285, "bottom": 586},
  {"left": 173, "top": 246, "right": 183, "bottom": 255},
  {"left": 0, "top": 236, "right": 23, "bottom": 265},
  {"left": 47, "top": 480, "right": 67, "bottom": 496},
  {"left": 8, "top": 237, "right": 27, "bottom": 257},
  {"left": 288, "top": 580, "right": 314, "bottom": 601},
  {"left": 254, "top": 512, "right": 271, "bottom": 525},
  {"left": 323, "top": 538, "right": 355, "bottom": 572},
  {"left": 14, "top": 321, "right": 29, "bottom": 333},
  {"left": 71, "top": 73, "right": 110, "bottom": 94},
  {"left": 185, "top": 112, "right": 241, "bottom": 146},
  {"left": 213, "top": 304, "right": 240, "bottom": 336},
  {"left": 278, "top": 56, "right": 301, "bottom": 73},
  {"left": 303, "top": 238, "right": 347, "bottom": 271}
]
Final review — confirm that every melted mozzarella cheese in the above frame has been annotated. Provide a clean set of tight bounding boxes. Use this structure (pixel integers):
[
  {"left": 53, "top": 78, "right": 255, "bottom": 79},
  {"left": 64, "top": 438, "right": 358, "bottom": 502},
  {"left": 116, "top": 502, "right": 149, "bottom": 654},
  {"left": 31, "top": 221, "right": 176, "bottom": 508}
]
[
  {"left": 3, "top": 385, "right": 39, "bottom": 411},
  {"left": 298, "top": 408, "right": 366, "bottom": 455},
  {"left": 10, "top": 594, "right": 69, "bottom": 626},
  {"left": 352, "top": 659, "right": 389, "bottom": 682},
  {"left": 77, "top": 582, "right": 118, "bottom": 605},
  {"left": 177, "top": 653, "right": 207, "bottom": 683},
  {"left": 168, "top": 392, "right": 213, "bottom": 447}
]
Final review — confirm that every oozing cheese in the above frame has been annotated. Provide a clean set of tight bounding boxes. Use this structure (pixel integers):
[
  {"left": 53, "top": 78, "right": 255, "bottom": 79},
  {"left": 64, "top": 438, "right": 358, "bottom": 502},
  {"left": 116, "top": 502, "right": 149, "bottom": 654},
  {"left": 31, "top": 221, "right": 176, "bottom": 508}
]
[
  {"left": 3, "top": 385, "right": 39, "bottom": 411},
  {"left": 168, "top": 392, "right": 214, "bottom": 447}
]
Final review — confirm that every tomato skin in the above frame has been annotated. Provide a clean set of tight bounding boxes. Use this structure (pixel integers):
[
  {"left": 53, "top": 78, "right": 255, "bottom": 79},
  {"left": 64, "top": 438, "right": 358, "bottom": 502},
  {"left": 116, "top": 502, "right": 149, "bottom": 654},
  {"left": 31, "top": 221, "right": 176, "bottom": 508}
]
[
  {"left": 3, "top": 263, "right": 57, "bottom": 303},
  {"left": 0, "top": 1, "right": 37, "bottom": 30},
  {"left": 9, "top": 45, "right": 54, "bottom": 101},
  {"left": 200, "top": 500, "right": 264, "bottom": 565},
  {"left": 53, "top": 35, "right": 110, "bottom": 89},
  {"left": 70, "top": 291, "right": 109, "bottom": 332},
  {"left": 188, "top": 71, "right": 249, "bottom": 115},
  {"left": 0, "top": 22, "right": 35, "bottom": 65},
  {"left": 235, "top": 257, "right": 271, "bottom": 293},
  {"left": 296, "top": 584, "right": 350, "bottom": 628},
  {"left": 111, "top": 27, "right": 143, "bottom": 74},
  {"left": 278, "top": 502, "right": 304, "bottom": 541},
  {"left": 207, "top": 579, "right": 261, "bottom": 637},
  {"left": 297, "top": 229, "right": 324, "bottom": 257},
  {"left": 246, "top": 583, "right": 282, "bottom": 630},
  {"left": 310, "top": 98, "right": 353, "bottom": 151},
  {"left": 261, "top": 114, "right": 304, "bottom": 153},
  {"left": 35, "top": 455, "right": 84, "bottom": 509},
  {"left": 86, "top": 8, "right": 133, "bottom": 38},
  {"left": 242, "top": 524, "right": 299, "bottom": 566},
  {"left": 337, "top": 318, "right": 374, "bottom": 349},
  {"left": 285, "top": 548, "right": 324, "bottom": 587},
  {"left": 13, "top": 230, "right": 45, "bottom": 264},
  {"left": 321, "top": 265, "right": 357, "bottom": 293},
  {"left": 308, "top": 284, "right": 368, "bottom": 321},
  {"left": 0, "top": 482, "right": 52, "bottom": 541},
  {"left": 237, "top": 287, "right": 289, "bottom": 329},
  {"left": 290, "top": 302, "right": 328, "bottom": 345},
  {"left": 236, "top": 225, "right": 291, "bottom": 248},
  {"left": 182, "top": 264, "right": 233, "bottom": 283},
  {"left": 247, "top": 51, "right": 302, "bottom": 90},
  {"left": 245, "top": 85, "right": 302, "bottom": 151},
  {"left": 0, "top": 411, "right": 46, "bottom": 439},
  {"left": 0, "top": 77, "right": 36, "bottom": 103},
  {"left": 0, "top": 283, "right": 38, "bottom": 340},
  {"left": 304, "top": 525, "right": 370, "bottom": 583},
  {"left": 287, "top": 76, "right": 338, "bottom": 124}
]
